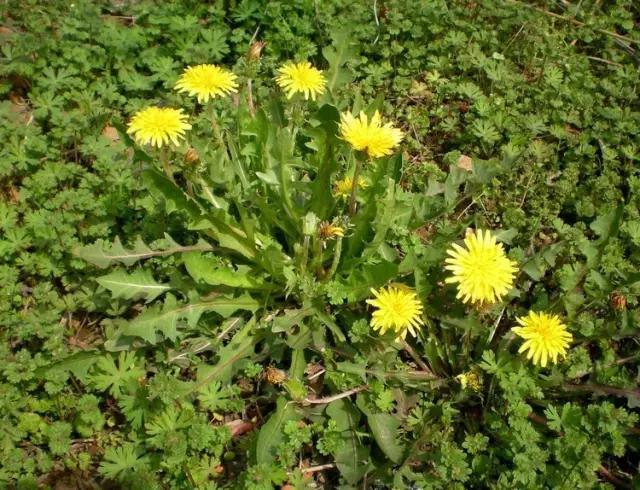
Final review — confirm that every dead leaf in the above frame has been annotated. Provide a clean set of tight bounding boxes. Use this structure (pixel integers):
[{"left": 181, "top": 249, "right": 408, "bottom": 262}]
[
  {"left": 457, "top": 154, "right": 473, "bottom": 172},
  {"left": 565, "top": 124, "right": 581, "bottom": 135},
  {"left": 225, "top": 419, "right": 255, "bottom": 438},
  {"left": 247, "top": 40, "right": 266, "bottom": 61},
  {"left": 101, "top": 125, "right": 120, "bottom": 144},
  {"left": 9, "top": 94, "right": 32, "bottom": 125},
  {"left": 8, "top": 186, "right": 19, "bottom": 202},
  {"left": 414, "top": 223, "right": 435, "bottom": 243}
]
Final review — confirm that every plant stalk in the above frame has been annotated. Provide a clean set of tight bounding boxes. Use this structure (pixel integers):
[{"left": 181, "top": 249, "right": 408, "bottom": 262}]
[
  {"left": 247, "top": 78, "right": 255, "bottom": 117},
  {"left": 302, "top": 385, "right": 368, "bottom": 405},
  {"left": 197, "top": 177, "right": 224, "bottom": 209},
  {"left": 401, "top": 339, "right": 433, "bottom": 375},
  {"left": 207, "top": 103, "right": 226, "bottom": 150},
  {"left": 300, "top": 235, "right": 311, "bottom": 274},
  {"left": 326, "top": 237, "right": 343, "bottom": 280},
  {"left": 348, "top": 158, "right": 363, "bottom": 216},
  {"left": 159, "top": 146, "right": 175, "bottom": 183}
]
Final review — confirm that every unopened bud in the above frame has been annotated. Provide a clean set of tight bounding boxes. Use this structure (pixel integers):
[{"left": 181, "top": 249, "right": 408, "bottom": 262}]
[
  {"left": 185, "top": 147, "right": 199, "bottom": 163},
  {"left": 610, "top": 292, "right": 627, "bottom": 311}
]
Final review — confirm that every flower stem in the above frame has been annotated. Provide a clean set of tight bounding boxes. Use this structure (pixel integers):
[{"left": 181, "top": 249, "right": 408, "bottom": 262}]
[
  {"left": 207, "top": 103, "right": 226, "bottom": 150},
  {"left": 159, "top": 146, "right": 175, "bottom": 183},
  {"left": 348, "top": 158, "right": 363, "bottom": 216},
  {"left": 197, "top": 177, "right": 224, "bottom": 209},
  {"left": 247, "top": 78, "right": 255, "bottom": 117},
  {"left": 299, "top": 235, "right": 311, "bottom": 274},
  {"left": 400, "top": 340, "right": 433, "bottom": 375},
  {"left": 311, "top": 235, "right": 323, "bottom": 275},
  {"left": 326, "top": 237, "right": 343, "bottom": 280}
]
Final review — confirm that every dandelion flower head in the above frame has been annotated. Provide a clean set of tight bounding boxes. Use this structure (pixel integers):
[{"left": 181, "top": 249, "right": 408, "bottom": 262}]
[
  {"left": 276, "top": 61, "right": 326, "bottom": 100},
  {"left": 318, "top": 221, "right": 345, "bottom": 240},
  {"left": 127, "top": 107, "right": 191, "bottom": 148},
  {"left": 456, "top": 371, "right": 482, "bottom": 392},
  {"left": 339, "top": 111, "right": 403, "bottom": 159},
  {"left": 333, "top": 176, "right": 368, "bottom": 199},
  {"left": 175, "top": 64, "right": 238, "bottom": 103},
  {"left": 513, "top": 311, "right": 572, "bottom": 367},
  {"left": 366, "top": 284, "right": 424, "bottom": 340},
  {"left": 444, "top": 229, "right": 518, "bottom": 305}
]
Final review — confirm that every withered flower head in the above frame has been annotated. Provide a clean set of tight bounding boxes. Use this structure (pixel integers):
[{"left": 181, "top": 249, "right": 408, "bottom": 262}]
[
  {"left": 610, "top": 292, "right": 627, "bottom": 311},
  {"left": 264, "top": 366, "right": 287, "bottom": 385},
  {"left": 248, "top": 40, "right": 266, "bottom": 62},
  {"left": 318, "top": 221, "right": 345, "bottom": 241}
]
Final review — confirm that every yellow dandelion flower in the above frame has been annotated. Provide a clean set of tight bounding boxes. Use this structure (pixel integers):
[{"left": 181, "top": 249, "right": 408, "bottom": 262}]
[
  {"left": 127, "top": 107, "right": 191, "bottom": 148},
  {"left": 333, "top": 176, "right": 368, "bottom": 199},
  {"left": 366, "top": 285, "right": 424, "bottom": 340},
  {"left": 444, "top": 229, "right": 518, "bottom": 305},
  {"left": 339, "top": 111, "right": 403, "bottom": 159},
  {"left": 318, "top": 221, "right": 345, "bottom": 240},
  {"left": 456, "top": 370, "right": 482, "bottom": 391},
  {"left": 512, "top": 312, "right": 573, "bottom": 367},
  {"left": 174, "top": 64, "right": 238, "bottom": 103},
  {"left": 276, "top": 61, "right": 326, "bottom": 100}
]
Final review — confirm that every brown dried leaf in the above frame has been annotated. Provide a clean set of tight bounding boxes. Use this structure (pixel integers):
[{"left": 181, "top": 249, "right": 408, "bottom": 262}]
[
  {"left": 414, "top": 224, "right": 435, "bottom": 243},
  {"left": 225, "top": 419, "right": 255, "bottom": 438},
  {"left": 9, "top": 187, "right": 19, "bottom": 202},
  {"left": 8, "top": 94, "right": 32, "bottom": 125},
  {"left": 101, "top": 125, "right": 120, "bottom": 144},
  {"left": 457, "top": 154, "right": 473, "bottom": 172}
]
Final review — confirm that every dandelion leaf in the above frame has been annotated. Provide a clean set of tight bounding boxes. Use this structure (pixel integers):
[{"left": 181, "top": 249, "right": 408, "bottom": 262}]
[
  {"left": 122, "top": 293, "right": 259, "bottom": 344},
  {"left": 97, "top": 268, "right": 171, "bottom": 302},
  {"left": 256, "top": 397, "right": 302, "bottom": 465}
]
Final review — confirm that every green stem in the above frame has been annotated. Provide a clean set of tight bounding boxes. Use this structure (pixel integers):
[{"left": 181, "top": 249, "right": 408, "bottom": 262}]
[
  {"left": 311, "top": 236, "right": 323, "bottom": 276},
  {"left": 159, "top": 146, "right": 175, "bottom": 183},
  {"left": 276, "top": 129, "right": 297, "bottom": 222},
  {"left": 289, "top": 98, "right": 303, "bottom": 133},
  {"left": 197, "top": 177, "right": 224, "bottom": 209},
  {"left": 207, "top": 103, "right": 226, "bottom": 150},
  {"left": 326, "top": 237, "right": 343, "bottom": 280},
  {"left": 300, "top": 235, "right": 311, "bottom": 274},
  {"left": 247, "top": 78, "right": 255, "bottom": 117},
  {"left": 348, "top": 158, "right": 363, "bottom": 216},
  {"left": 280, "top": 164, "right": 296, "bottom": 221}
]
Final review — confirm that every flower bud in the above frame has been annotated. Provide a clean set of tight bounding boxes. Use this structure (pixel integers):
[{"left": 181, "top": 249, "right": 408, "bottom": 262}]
[
  {"left": 610, "top": 292, "right": 627, "bottom": 311},
  {"left": 185, "top": 147, "right": 199, "bottom": 163}
]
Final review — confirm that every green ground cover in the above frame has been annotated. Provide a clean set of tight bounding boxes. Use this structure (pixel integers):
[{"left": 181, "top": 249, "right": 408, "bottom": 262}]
[{"left": 1, "top": 0, "right": 639, "bottom": 488}]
